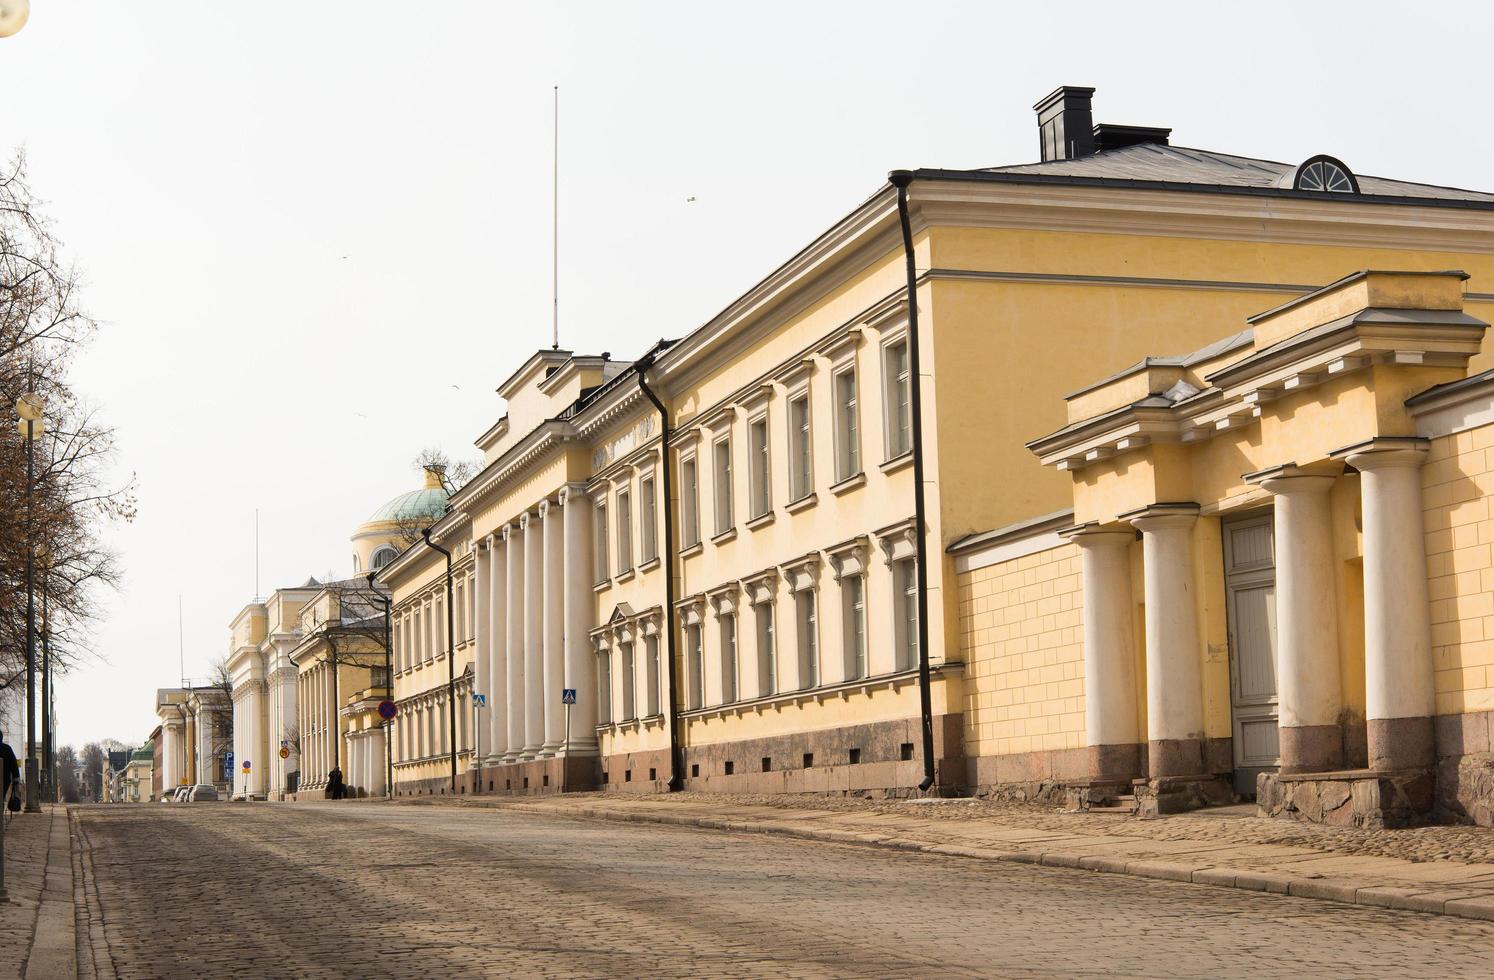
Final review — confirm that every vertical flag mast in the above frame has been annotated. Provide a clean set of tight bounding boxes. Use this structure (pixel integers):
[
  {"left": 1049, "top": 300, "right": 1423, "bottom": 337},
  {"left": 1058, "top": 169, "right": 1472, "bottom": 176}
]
[{"left": 552, "top": 84, "right": 560, "bottom": 350}]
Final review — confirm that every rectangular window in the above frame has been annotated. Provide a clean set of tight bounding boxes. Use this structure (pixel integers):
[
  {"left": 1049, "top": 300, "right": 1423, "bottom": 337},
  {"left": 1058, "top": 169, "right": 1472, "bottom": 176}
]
[
  {"left": 686, "top": 624, "right": 704, "bottom": 710},
  {"left": 454, "top": 581, "right": 465, "bottom": 644},
  {"left": 645, "top": 634, "right": 661, "bottom": 717},
  {"left": 796, "top": 590, "right": 819, "bottom": 690},
  {"left": 640, "top": 475, "right": 658, "bottom": 563},
  {"left": 720, "top": 615, "right": 738, "bottom": 704},
  {"left": 371, "top": 666, "right": 390, "bottom": 690},
  {"left": 843, "top": 576, "right": 867, "bottom": 681},
  {"left": 748, "top": 416, "right": 771, "bottom": 519},
  {"left": 896, "top": 557, "right": 919, "bottom": 670},
  {"left": 884, "top": 338, "right": 912, "bottom": 459},
  {"left": 755, "top": 602, "right": 776, "bottom": 697},
  {"left": 596, "top": 650, "right": 612, "bottom": 725},
  {"left": 713, "top": 437, "right": 733, "bottom": 536},
  {"left": 681, "top": 456, "right": 700, "bottom": 548},
  {"left": 833, "top": 368, "right": 860, "bottom": 482},
  {"left": 620, "top": 641, "right": 636, "bottom": 721},
  {"left": 616, "top": 488, "right": 633, "bottom": 573},
  {"left": 788, "top": 393, "right": 812, "bottom": 501},
  {"left": 594, "top": 505, "right": 610, "bottom": 584}
]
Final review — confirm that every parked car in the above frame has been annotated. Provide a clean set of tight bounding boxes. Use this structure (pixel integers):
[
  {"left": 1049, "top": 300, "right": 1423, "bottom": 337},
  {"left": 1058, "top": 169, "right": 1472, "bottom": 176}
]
[{"left": 188, "top": 784, "right": 218, "bottom": 802}]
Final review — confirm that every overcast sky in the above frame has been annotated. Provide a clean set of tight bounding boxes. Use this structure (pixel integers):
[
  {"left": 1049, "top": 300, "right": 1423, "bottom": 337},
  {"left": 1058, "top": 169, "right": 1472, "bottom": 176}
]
[{"left": 4, "top": 1, "right": 1492, "bottom": 747}]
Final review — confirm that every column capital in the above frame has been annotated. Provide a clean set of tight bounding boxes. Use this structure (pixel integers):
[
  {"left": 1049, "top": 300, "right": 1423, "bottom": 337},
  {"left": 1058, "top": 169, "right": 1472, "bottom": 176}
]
[
  {"left": 538, "top": 496, "right": 558, "bottom": 519},
  {"left": 483, "top": 533, "right": 496, "bottom": 549},
  {"left": 1244, "top": 462, "right": 1342, "bottom": 495},
  {"left": 519, "top": 509, "right": 538, "bottom": 531},
  {"left": 557, "top": 481, "right": 589, "bottom": 507},
  {"left": 501, "top": 522, "right": 518, "bottom": 542},
  {"left": 1061, "top": 522, "right": 1137, "bottom": 550},
  {"left": 1330, "top": 436, "right": 1430, "bottom": 471},
  {"left": 1119, "top": 502, "right": 1199, "bottom": 532}
]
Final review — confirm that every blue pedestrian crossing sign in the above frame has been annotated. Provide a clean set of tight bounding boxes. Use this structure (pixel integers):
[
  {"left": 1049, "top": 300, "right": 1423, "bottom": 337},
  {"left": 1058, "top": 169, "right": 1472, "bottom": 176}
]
[
  {"left": 561, "top": 688, "right": 577, "bottom": 705},
  {"left": 473, "top": 693, "right": 487, "bottom": 707}
]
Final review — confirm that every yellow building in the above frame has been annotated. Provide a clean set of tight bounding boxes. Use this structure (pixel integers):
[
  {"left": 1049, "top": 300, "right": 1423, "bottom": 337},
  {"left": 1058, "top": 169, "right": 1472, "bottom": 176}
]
[{"left": 379, "top": 86, "right": 1494, "bottom": 809}]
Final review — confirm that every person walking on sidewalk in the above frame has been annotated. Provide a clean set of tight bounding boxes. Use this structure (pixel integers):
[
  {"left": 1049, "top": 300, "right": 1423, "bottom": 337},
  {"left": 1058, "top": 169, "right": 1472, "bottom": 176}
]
[{"left": 0, "top": 731, "right": 19, "bottom": 813}]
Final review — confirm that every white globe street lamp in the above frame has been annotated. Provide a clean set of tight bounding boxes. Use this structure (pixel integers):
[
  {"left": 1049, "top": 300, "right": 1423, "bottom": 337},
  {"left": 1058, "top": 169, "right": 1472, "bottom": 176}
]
[{"left": 0, "top": 0, "right": 29, "bottom": 39}]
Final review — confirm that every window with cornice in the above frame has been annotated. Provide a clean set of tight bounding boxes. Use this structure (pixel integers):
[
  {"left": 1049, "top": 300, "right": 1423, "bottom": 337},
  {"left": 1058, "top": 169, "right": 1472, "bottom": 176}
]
[
  {"left": 833, "top": 367, "right": 860, "bottom": 482},
  {"left": 713, "top": 436, "right": 734, "bottom": 536},
  {"left": 719, "top": 614, "right": 738, "bottom": 705},
  {"left": 594, "top": 502, "right": 610, "bottom": 584},
  {"left": 680, "top": 455, "right": 700, "bottom": 548},
  {"left": 842, "top": 574, "right": 867, "bottom": 681},
  {"left": 788, "top": 392, "right": 813, "bottom": 501},
  {"left": 645, "top": 633, "right": 661, "bottom": 716},
  {"left": 596, "top": 647, "right": 612, "bottom": 725},
  {"left": 620, "top": 641, "right": 636, "bottom": 721},
  {"left": 640, "top": 475, "right": 658, "bottom": 563},
  {"left": 796, "top": 590, "right": 818, "bottom": 689},
  {"left": 686, "top": 623, "right": 705, "bottom": 710},
  {"left": 748, "top": 415, "right": 771, "bottom": 519},
  {"left": 883, "top": 336, "right": 912, "bottom": 460},
  {"left": 616, "top": 487, "right": 633, "bottom": 573},
  {"left": 755, "top": 602, "right": 776, "bottom": 697}
]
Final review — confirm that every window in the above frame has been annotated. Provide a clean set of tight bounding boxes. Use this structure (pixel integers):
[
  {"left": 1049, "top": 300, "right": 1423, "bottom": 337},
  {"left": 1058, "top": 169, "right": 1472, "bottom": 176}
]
[
  {"left": 686, "top": 624, "right": 704, "bottom": 710},
  {"left": 681, "top": 456, "right": 700, "bottom": 548},
  {"left": 372, "top": 665, "right": 390, "bottom": 690},
  {"left": 455, "top": 581, "right": 466, "bottom": 643},
  {"left": 594, "top": 504, "right": 610, "bottom": 584},
  {"left": 720, "top": 614, "right": 738, "bottom": 704},
  {"left": 788, "top": 393, "right": 812, "bottom": 501},
  {"left": 640, "top": 475, "right": 658, "bottom": 563},
  {"left": 883, "top": 337, "right": 912, "bottom": 459},
  {"left": 755, "top": 602, "right": 776, "bottom": 697},
  {"left": 620, "top": 641, "right": 636, "bottom": 721},
  {"left": 645, "top": 634, "right": 661, "bottom": 716},
  {"left": 713, "top": 437, "right": 733, "bottom": 536},
  {"left": 748, "top": 416, "right": 771, "bottom": 519},
  {"left": 833, "top": 368, "right": 860, "bottom": 482},
  {"left": 895, "top": 557, "right": 919, "bottom": 671},
  {"left": 616, "top": 487, "right": 633, "bottom": 573},
  {"left": 596, "top": 649, "right": 612, "bottom": 725},
  {"left": 843, "top": 575, "right": 867, "bottom": 681},
  {"left": 796, "top": 590, "right": 818, "bottom": 689},
  {"left": 371, "top": 546, "right": 398, "bottom": 571}
]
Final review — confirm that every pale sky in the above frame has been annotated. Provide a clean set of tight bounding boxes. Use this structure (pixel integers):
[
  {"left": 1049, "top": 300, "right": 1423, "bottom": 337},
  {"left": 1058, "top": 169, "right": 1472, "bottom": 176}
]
[{"left": 4, "top": 1, "right": 1492, "bottom": 747}]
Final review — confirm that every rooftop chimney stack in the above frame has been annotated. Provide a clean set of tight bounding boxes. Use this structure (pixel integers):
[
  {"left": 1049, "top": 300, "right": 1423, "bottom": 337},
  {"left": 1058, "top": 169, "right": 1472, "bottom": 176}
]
[{"left": 1035, "top": 86, "right": 1095, "bottom": 162}]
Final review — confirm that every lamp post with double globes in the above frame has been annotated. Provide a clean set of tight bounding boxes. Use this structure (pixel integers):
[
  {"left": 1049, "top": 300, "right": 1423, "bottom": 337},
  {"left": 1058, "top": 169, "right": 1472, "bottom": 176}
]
[{"left": 17, "top": 391, "right": 43, "bottom": 812}]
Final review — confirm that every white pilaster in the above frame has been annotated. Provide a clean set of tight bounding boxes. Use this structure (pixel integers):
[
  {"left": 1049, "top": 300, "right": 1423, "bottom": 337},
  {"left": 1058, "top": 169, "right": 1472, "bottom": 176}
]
[
  {"left": 1129, "top": 505, "right": 1208, "bottom": 779},
  {"left": 541, "top": 498, "right": 566, "bottom": 755},
  {"left": 504, "top": 522, "right": 526, "bottom": 761},
  {"left": 560, "top": 484, "right": 598, "bottom": 753},
  {"left": 1070, "top": 526, "right": 1142, "bottom": 782},
  {"left": 488, "top": 534, "right": 508, "bottom": 766},
  {"left": 474, "top": 537, "right": 492, "bottom": 766},
  {"left": 522, "top": 510, "right": 545, "bottom": 757},
  {"left": 1340, "top": 438, "right": 1435, "bottom": 771}
]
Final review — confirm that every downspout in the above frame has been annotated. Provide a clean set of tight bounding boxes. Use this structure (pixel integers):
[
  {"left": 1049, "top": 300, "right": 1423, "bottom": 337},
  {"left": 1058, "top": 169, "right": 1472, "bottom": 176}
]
[
  {"left": 422, "top": 529, "right": 459, "bottom": 795},
  {"left": 367, "top": 571, "right": 393, "bottom": 798},
  {"left": 327, "top": 633, "right": 340, "bottom": 775},
  {"left": 889, "top": 171, "right": 938, "bottom": 793},
  {"left": 634, "top": 348, "right": 685, "bottom": 791}
]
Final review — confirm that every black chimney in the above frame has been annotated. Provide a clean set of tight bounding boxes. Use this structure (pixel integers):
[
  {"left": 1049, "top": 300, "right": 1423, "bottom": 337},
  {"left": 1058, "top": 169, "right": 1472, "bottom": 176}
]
[{"left": 1035, "top": 86, "right": 1095, "bottom": 162}]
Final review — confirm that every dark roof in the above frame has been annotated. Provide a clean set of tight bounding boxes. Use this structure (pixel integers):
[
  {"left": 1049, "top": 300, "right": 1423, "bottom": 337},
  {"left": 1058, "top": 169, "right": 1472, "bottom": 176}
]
[{"left": 940, "top": 142, "right": 1494, "bottom": 206}]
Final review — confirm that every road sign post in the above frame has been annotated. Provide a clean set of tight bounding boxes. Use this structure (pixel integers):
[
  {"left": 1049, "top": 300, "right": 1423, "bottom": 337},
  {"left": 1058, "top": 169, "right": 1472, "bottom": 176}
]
[
  {"left": 560, "top": 688, "right": 577, "bottom": 794},
  {"left": 472, "top": 694, "right": 486, "bottom": 784}
]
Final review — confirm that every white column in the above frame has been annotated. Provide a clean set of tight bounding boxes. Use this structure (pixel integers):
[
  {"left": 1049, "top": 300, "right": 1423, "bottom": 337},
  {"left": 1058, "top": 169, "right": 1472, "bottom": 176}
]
[
  {"left": 160, "top": 723, "right": 177, "bottom": 791},
  {"left": 1343, "top": 439, "right": 1435, "bottom": 771},
  {"left": 1071, "top": 526, "right": 1142, "bottom": 782},
  {"left": 523, "top": 510, "right": 545, "bottom": 757},
  {"left": 487, "top": 534, "right": 508, "bottom": 766},
  {"left": 1256, "top": 467, "right": 1344, "bottom": 773},
  {"left": 474, "top": 536, "right": 493, "bottom": 768},
  {"left": 541, "top": 499, "right": 567, "bottom": 754},
  {"left": 247, "top": 682, "right": 265, "bottom": 797},
  {"left": 504, "top": 522, "right": 526, "bottom": 762},
  {"left": 560, "top": 484, "right": 598, "bottom": 753},
  {"left": 1130, "top": 505, "right": 1208, "bottom": 779}
]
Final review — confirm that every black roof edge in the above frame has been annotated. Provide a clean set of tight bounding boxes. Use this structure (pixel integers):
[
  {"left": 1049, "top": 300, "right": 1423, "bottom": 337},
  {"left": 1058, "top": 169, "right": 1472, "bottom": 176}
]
[{"left": 904, "top": 168, "right": 1494, "bottom": 213}]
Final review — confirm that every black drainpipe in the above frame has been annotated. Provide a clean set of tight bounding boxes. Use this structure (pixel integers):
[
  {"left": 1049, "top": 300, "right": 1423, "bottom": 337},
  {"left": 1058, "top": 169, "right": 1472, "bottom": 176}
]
[
  {"left": 890, "top": 171, "right": 937, "bottom": 793},
  {"left": 422, "top": 529, "right": 459, "bottom": 795},
  {"left": 634, "top": 347, "right": 685, "bottom": 791}
]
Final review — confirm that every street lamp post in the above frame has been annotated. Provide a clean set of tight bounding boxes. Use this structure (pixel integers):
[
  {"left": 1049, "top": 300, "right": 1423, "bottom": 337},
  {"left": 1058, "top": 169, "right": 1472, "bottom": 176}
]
[
  {"left": 39, "top": 557, "right": 51, "bottom": 803},
  {"left": 17, "top": 392, "right": 44, "bottom": 813}
]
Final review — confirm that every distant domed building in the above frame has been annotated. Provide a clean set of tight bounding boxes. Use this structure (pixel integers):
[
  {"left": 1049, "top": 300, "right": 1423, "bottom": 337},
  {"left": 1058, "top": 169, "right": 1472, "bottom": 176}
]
[{"left": 350, "top": 465, "right": 451, "bottom": 574}]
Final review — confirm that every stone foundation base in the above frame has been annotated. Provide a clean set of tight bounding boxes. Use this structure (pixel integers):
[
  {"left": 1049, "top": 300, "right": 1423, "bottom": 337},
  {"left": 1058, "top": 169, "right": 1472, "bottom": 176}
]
[
  {"left": 1062, "top": 779, "right": 1135, "bottom": 812},
  {"left": 1435, "top": 752, "right": 1494, "bottom": 826},
  {"left": 1258, "top": 768, "right": 1434, "bottom": 828},
  {"left": 1135, "top": 774, "right": 1235, "bottom": 817},
  {"left": 394, "top": 755, "right": 599, "bottom": 798}
]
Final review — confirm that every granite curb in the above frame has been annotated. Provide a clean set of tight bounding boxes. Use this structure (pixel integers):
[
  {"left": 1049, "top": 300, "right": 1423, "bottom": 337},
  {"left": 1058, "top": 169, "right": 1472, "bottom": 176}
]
[{"left": 441, "top": 798, "right": 1494, "bottom": 924}]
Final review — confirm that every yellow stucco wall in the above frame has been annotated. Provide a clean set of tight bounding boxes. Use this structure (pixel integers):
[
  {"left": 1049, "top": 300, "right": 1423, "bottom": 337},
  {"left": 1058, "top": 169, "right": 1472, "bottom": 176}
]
[
  {"left": 958, "top": 544, "right": 1085, "bottom": 759},
  {"left": 1425, "top": 424, "right": 1494, "bottom": 716}
]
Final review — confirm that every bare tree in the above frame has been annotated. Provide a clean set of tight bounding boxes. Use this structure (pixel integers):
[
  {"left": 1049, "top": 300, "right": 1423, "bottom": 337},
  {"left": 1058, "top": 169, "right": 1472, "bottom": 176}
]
[{"left": 0, "top": 151, "right": 133, "bottom": 693}]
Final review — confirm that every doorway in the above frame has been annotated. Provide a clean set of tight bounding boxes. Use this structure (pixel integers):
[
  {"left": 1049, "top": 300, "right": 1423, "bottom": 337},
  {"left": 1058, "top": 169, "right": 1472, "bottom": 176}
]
[{"left": 1222, "top": 512, "right": 1280, "bottom": 797}]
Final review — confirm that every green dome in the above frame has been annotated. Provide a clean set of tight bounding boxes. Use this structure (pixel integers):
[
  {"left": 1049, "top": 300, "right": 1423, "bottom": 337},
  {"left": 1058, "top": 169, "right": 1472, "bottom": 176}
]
[{"left": 367, "top": 486, "right": 449, "bottom": 525}]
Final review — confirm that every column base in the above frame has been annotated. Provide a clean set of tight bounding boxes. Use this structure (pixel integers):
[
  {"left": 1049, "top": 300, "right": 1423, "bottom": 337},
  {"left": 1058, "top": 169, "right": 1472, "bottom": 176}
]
[
  {"left": 1258, "top": 767, "right": 1434, "bottom": 828},
  {"left": 1279, "top": 724, "right": 1346, "bottom": 774},
  {"left": 1368, "top": 716, "right": 1435, "bottom": 771},
  {"left": 1087, "top": 742, "right": 1143, "bottom": 783},
  {"left": 1147, "top": 737, "right": 1208, "bottom": 779}
]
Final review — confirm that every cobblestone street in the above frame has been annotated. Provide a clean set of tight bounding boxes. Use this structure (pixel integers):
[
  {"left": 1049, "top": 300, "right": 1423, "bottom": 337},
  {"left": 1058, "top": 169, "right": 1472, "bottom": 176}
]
[{"left": 68, "top": 802, "right": 1494, "bottom": 979}]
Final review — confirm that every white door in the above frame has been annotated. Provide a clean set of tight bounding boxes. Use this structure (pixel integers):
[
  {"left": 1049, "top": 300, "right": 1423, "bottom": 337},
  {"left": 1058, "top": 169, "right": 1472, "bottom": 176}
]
[{"left": 1223, "top": 513, "right": 1279, "bottom": 797}]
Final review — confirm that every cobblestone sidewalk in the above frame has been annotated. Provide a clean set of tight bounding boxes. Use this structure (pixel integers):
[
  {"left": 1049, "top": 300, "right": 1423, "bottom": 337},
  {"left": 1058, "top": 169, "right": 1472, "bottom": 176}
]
[
  {"left": 435, "top": 791, "right": 1494, "bottom": 921},
  {"left": 1, "top": 804, "right": 74, "bottom": 980}
]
